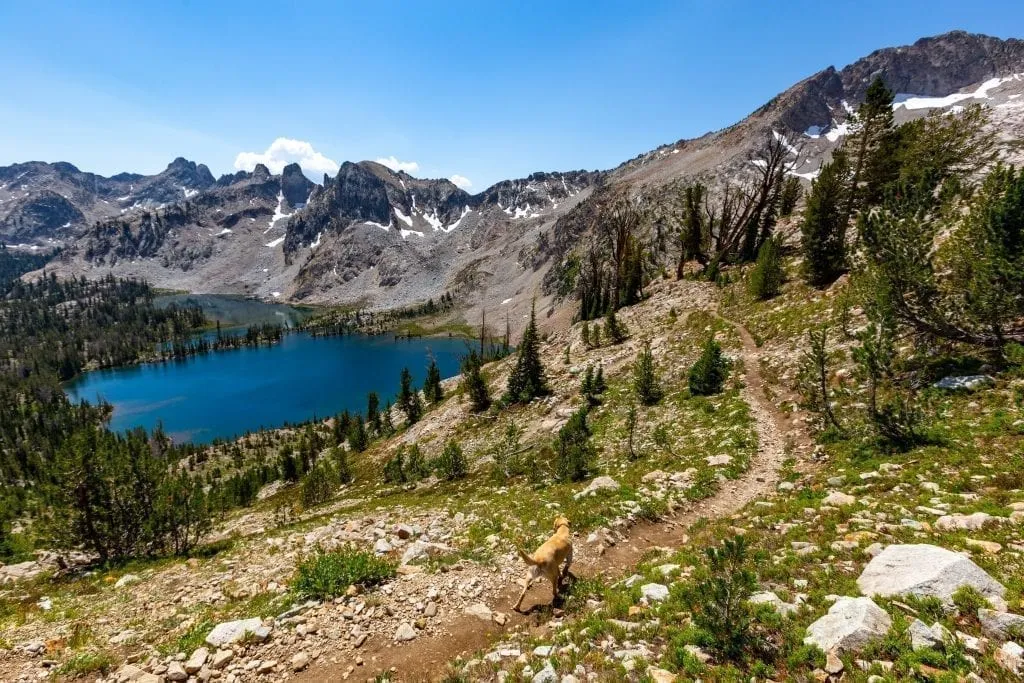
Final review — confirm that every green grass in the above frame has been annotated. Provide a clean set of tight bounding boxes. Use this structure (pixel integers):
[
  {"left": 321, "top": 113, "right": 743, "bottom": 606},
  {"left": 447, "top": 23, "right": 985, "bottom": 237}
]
[
  {"left": 56, "top": 650, "right": 115, "bottom": 677},
  {"left": 292, "top": 546, "right": 397, "bottom": 600}
]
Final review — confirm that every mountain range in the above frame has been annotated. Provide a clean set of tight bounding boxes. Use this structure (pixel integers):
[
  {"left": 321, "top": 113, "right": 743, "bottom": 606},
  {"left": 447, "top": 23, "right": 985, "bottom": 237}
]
[{"left": 5, "top": 30, "right": 1024, "bottom": 316}]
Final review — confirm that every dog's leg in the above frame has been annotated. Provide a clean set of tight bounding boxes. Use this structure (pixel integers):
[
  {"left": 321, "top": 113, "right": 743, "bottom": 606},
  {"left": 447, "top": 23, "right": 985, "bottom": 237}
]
[
  {"left": 513, "top": 570, "right": 534, "bottom": 612},
  {"left": 562, "top": 546, "right": 574, "bottom": 580}
]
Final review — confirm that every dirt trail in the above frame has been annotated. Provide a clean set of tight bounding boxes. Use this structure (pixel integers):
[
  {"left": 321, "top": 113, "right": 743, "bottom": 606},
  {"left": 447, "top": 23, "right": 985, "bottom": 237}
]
[{"left": 295, "top": 313, "right": 814, "bottom": 682}]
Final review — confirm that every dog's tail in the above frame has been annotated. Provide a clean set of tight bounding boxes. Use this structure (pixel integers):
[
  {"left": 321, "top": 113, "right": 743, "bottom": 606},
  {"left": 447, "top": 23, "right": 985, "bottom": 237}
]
[{"left": 516, "top": 546, "right": 540, "bottom": 566}]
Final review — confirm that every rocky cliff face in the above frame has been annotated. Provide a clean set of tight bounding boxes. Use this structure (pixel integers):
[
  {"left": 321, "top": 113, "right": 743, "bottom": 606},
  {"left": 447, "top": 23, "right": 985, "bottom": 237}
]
[{"left": 28, "top": 31, "right": 1024, "bottom": 313}]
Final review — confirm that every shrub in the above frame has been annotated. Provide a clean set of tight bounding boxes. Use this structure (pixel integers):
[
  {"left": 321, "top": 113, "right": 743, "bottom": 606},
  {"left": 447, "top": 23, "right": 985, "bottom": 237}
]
[
  {"left": 580, "top": 364, "right": 607, "bottom": 406},
  {"left": 688, "top": 337, "right": 729, "bottom": 395},
  {"left": 332, "top": 446, "right": 352, "bottom": 485},
  {"left": 300, "top": 461, "right": 337, "bottom": 509},
  {"left": 604, "top": 306, "right": 628, "bottom": 345},
  {"left": 554, "top": 408, "right": 596, "bottom": 482},
  {"left": 404, "top": 444, "right": 430, "bottom": 481},
  {"left": 952, "top": 585, "right": 990, "bottom": 618},
  {"left": 633, "top": 340, "right": 663, "bottom": 405},
  {"left": 748, "top": 236, "right": 785, "bottom": 300},
  {"left": 57, "top": 651, "right": 115, "bottom": 677},
  {"left": 434, "top": 440, "right": 467, "bottom": 481},
  {"left": 460, "top": 349, "right": 491, "bottom": 412},
  {"left": 292, "top": 546, "right": 396, "bottom": 600},
  {"left": 491, "top": 420, "right": 529, "bottom": 480},
  {"left": 383, "top": 448, "right": 406, "bottom": 484},
  {"left": 682, "top": 535, "right": 759, "bottom": 661}
]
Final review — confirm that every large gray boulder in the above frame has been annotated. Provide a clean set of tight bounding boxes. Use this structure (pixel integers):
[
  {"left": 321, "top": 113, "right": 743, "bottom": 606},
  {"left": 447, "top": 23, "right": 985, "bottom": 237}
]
[
  {"left": 205, "top": 618, "right": 270, "bottom": 648},
  {"left": 804, "top": 597, "right": 892, "bottom": 653},
  {"left": 979, "top": 609, "right": 1024, "bottom": 639},
  {"left": 856, "top": 544, "right": 1007, "bottom": 611}
]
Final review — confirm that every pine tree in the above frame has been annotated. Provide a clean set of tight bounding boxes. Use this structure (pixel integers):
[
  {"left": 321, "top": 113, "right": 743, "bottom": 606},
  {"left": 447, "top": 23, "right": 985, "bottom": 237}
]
[
  {"left": 801, "top": 151, "right": 851, "bottom": 287},
  {"left": 581, "top": 321, "right": 591, "bottom": 349},
  {"left": 748, "top": 236, "right": 784, "bottom": 300},
  {"left": 332, "top": 446, "right": 352, "bottom": 484},
  {"left": 779, "top": 176, "right": 802, "bottom": 217},
  {"left": 424, "top": 357, "right": 444, "bottom": 404},
  {"left": 366, "top": 392, "right": 381, "bottom": 435},
  {"left": 506, "top": 301, "right": 548, "bottom": 404},
  {"left": 845, "top": 76, "right": 898, "bottom": 218},
  {"left": 347, "top": 415, "right": 368, "bottom": 452},
  {"left": 688, "top": 337, "right": 729, "bottom": 396},
  {"left": 434, "top": 440, "right": 467, "bottom": 481},
  {"left": 397, "top": 367, "right": 422, "bottom": 425},
  {"left": 381, "top": 401, "right": 395, "bottom": 435},
  {"left": 461, "top": 349, "right": 491, "bottom": 412},
  {"left": 554, "top": 408, "right": 596, "bottom": 482},
  {"left": 633, "top": 340, "right": 662, "bottom": 405},
  {"left": 603, "top": 305, "right": 627, "bottom": 345}
]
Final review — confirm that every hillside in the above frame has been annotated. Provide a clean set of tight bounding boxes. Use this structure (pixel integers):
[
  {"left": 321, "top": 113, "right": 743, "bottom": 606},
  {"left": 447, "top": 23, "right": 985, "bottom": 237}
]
[{"left": 4, "top": 29, "right": 1024, "bottom": 683}]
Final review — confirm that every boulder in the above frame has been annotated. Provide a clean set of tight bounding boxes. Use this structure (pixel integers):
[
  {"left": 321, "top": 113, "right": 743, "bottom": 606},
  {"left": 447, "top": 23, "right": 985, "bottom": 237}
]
[
  {"left": 373, "top": 538, "right": 393, "bottom": 554},
  {"left": 401, "top": 540, "right": 453, "bottom": 565},
  {"left": 822, "top": 491, "right": 857, "bottom": 507},
  {"left": 933, "top": 375, "right": 995, "bottom": 391},
  {"left": 165, "top": 662, "right": 188, "bottom": 682},
  {"left": 291, "top": 652, "right": 310, "bottom": 671},
  {"left": 996, "top": 641, "right": 1023, "bottom": 675},
  {"left": 979, "top": 609, "right": 1024, "bottom": 640},
  {"left": 210, "top": 649, "right": 233, "bottom": 670},
  {"left": 908, "top": 619, "right": 942, "bottom": 651},
  {"left": 464, "top": 602, "right": 493, "bottom": 621},
  {"left": 646, "top": 667, "right": 677, "bottom": 683},
  {"left": 532, "top": 663, "right": 557, "bottom": 683},
  {"left": 115, "top": 574, "right": 141, "bottom": 589},
  {"left": 749, "top": 591, "right": 798, "bottom": 616},
  {"left": 573, "top": 476, "right": 621, "bottom": 499},
  {"left": 113, "top": 664, "right": 160, "bottom": 683},
  {"left": 856, "top": 544, "right": 1007, "bottom": 610},
  {"left": 935, "top": 512, "right": 993, "bottom": 531},
  {"left": 184, "top": 647, "right": 209, "bottom": 674},
  {"left": 804, "top": 597, "right": 892, "bottom": 653},
  {"left": 640, "top": 583, "right": 669, "bottom": 602},
  {"left": 204, "top": 618, "right": 266, "bottom": 648}
]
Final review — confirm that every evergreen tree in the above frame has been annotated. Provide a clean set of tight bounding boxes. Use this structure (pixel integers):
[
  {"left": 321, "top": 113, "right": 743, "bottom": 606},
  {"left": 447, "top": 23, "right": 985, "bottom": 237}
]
[
  {"left": 581, "top": 321, "right": 592, "bottom": 349},
  {"left": 677, "top": 182, "right": 708, "bottom": 276},
  {"left": 397, "top": 367, "right": 422, "bottom": 424},
  {"left": 554, "top": 408, "right": 596, "bottom": 482},
  {"left": 461, "top": 349, "right": 491, "bottom": 412},
  {"left": 506, "top": 302, "right": 549, "bottom": 403},
  {"left": 383, "top": 447, "right": 405, "bottom": 484},
  {"left": 688, "top": 338, "right": 729, "bottom": 396},
  {"left": 405, "top": 444, "right": 430, "bottom": 480},
  {"left": 748, "top": 235, "right": 784, "bottom": 300},
  {"left": 801, "top": 151, "right": 851, "bottom": 287},
  {"left": 332, "top": 446, "right": 352, "bottom": 484},
  {"left": 424, "top": 357, "right": 444, "bottom": 404},
  {"left": 779, "top": 176, "right": 802, "bottom": 217},
  {"left": 603, "top": 305, "right": 627, "bottom": 345},
  {"left": 347, "top": 415, "right": 368, "bottom": 452},
  {"left": 381, "top": 401, "right": 395, "bottom": 435},
  {"left": 633, "top": 340, "right": 663, "bottom": 405},
  {"left": 434, "top": 440, "right": 467, "bottom": 481},
  {"left": 366, "top": 392, "right": 381, "bottom": 436},
  {"left": 844, "top": 76, "right": 898, "bottom": 218}
]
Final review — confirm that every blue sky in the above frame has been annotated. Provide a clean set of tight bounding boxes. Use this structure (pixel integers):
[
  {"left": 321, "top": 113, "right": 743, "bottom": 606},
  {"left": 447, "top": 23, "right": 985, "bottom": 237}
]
[{"left": 0, "top": 1, "right": 1021, "bottom": 190}]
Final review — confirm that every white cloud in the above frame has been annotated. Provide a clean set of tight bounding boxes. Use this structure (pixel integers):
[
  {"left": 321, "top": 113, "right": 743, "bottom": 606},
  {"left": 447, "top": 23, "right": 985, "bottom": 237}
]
[
  {"left": 449, "top": 174, "right": 473, "bottom": 190},
  {"left": 375, "top": 156, "right": 420, "bottom": 173},
  {"left": 234, "top": 138, "right": 339, "bottom": 181}
]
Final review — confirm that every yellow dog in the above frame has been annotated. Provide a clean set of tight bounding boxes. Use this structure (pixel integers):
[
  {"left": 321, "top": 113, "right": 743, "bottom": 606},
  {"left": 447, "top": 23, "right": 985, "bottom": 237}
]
[{"left": 513, "top": 515, "right": 573, "bottom": 611}]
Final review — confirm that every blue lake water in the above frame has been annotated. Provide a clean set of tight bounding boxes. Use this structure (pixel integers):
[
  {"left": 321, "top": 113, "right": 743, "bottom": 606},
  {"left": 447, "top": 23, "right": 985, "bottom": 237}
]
[{"left": 65, "top": 331, "right": 469, "bottom": 444}]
